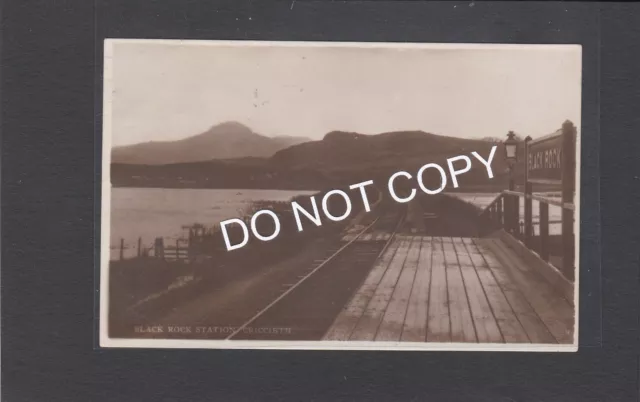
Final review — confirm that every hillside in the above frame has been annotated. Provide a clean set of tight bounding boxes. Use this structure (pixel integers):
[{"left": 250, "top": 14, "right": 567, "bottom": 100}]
[
  {"left": 111, "top": 122, "right": 311, "bottom": 164},
  {"left": 111, "top": 129, "right": 524, "bottom": 191},
  {"left": 272, "top": 130, "right": 493, "bottom": 170},
  {"left": 269, "top": 130, "right": 516, "bottom": 187}
]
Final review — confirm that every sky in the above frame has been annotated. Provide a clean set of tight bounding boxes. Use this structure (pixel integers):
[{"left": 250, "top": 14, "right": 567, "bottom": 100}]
[{"left": 106, "top": 40, "right": 582, "bottom": 146}]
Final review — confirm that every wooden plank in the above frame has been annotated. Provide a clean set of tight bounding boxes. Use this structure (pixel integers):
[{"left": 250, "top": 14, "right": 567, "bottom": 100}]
[
  {"left": 376, "top": 237, "right": 422, "bottom": 341},
  {"left": 464, "top": 240, "right": 530, "bottom": 343},
  {"left": 488, "top": 238, "right": 574, "bottom": 344},
  {"left": 496, "top": 229, "right": 574, "bottom": 304},
  {"left": 426, "top": 237, "right": 450, "bottom": 342},
  {"left": 442, "top": 240, "right": 477, "bottom": 342},
  {"left": 462, "top": 238, "right": 474, "bottom": 245},
  {"left": 349, "top": 237, "right": 412, "bottom": 341},
  {"left": 473, "top": 239, "right": 558, "bottom": 344},
  {"left": 452, "top": 238, "right": 503, "bottom": 343},
  {"left": 324, "top": 239, "right": 402, "bottom": 340},
  {"left": 474, "top": 238, "right": 554, "bottom": 343},
  {"left": 401, "top": 237, "right": 433, "bottom": 342}
]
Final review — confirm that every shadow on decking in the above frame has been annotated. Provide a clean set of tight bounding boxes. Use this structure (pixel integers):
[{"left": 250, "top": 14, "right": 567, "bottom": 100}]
[{"left": 401, "top": 193, "right": 494, "bottom": 238}]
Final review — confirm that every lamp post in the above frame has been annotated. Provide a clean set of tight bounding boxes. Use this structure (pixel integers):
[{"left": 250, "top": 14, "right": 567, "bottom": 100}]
[
  {"left": 502, "top": 131, "right": 519, "bottom": 235},
  {"left": 503, "top": 131, "right": 519, "bottom": 191}
]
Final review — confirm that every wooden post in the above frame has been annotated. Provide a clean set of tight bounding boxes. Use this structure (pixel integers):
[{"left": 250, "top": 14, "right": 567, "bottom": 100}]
[
  {"left": 137, "top": 237, "right": 142, "bottom": 257},
  {"left": 561, "top": 120, "right": 576, "bottom": 276},
  {"left": 523, "top": 137, "right": 533, "bottom": 246},
  {"left": 503, "top": 196, "right": 508, "bottom": 232},
  {"left": 524, "top": 183, "right": 532, "bottom": 242},
  {"left": 497, "top": 197, "right": 503, "bottom": 227},
  {"left": 504, "top": 195, "right": 511, "bottom": 234},
  {"left": 507, "top": 195, "right": 513, "bottom": 235},
  {"left": 119, "top": 238, "right": 125, "bottom": 260},
  {"left": 539, "top": 202, "right": 549, "bottom": 261},
  {"left": 154, "top": 237, "right": 165, "bottom": 260},
  {"left": 512, "top": 195, "right": 520, "bottom": 237},
  {"left": 508, "top": 169, "right": 515, "bottom": 192}
]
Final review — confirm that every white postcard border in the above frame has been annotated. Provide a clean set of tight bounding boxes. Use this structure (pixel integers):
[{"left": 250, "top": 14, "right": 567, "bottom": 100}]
[{"left": 99, "top": 39, "right": 581, "bottom": 351}]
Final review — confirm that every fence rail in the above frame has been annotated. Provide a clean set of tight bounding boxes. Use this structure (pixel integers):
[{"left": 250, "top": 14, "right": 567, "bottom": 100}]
[
  {"left": 112, "top": 225, "right": 215, "bottom": 263},
  {"left": 481, "top": 190, "right": 574, "bottom": 279}
]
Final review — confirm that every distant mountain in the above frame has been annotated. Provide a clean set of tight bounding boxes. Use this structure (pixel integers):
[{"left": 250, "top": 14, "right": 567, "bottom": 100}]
[
  {"left": 111, "top": 122, "right": 312, "bottom": 164},
  {"left": 269, "top": 129, "right": 512, "bottom": 186},
  {"left": 112, "top": 128, "right": 521, "bottom": 191}
]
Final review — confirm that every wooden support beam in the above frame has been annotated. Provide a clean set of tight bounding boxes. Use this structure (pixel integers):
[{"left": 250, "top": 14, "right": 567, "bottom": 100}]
[
  {"left": 539, "top": 202, "right": 549, "bottom": 262},
  {"left": 561, "top": 121, "right": 576, "bottom": 278}
]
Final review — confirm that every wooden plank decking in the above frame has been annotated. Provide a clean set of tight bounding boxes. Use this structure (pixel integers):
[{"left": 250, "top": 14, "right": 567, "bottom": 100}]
[{"left": 324, "top": 234, "right": 574, "bottom": 344}]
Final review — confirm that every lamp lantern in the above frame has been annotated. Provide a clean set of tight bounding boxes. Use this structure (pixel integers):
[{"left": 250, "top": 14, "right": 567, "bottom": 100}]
[{"left": 504, "top": 131, "right": 519, "bottom": 163}]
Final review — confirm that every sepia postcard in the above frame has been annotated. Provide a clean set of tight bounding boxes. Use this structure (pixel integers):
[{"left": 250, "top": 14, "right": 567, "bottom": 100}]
[{"left": 100, "top": 40, "right": 581, "bottom": 351}]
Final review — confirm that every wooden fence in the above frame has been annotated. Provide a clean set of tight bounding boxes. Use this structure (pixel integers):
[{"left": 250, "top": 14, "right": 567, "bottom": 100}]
[{"left": 481, "top": 120, "right": 577, "bottom": 280}]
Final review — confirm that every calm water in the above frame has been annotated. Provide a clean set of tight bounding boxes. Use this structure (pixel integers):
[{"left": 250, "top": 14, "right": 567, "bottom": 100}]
[
  {"left": 110, "top": 188, "right": 317, "bottom": 259},
  {"left": 446, "top": 192, "right": 564, "bottom": 235},
  {"left": 110, "top": 188, "right": 567, "bottom": 260}
]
